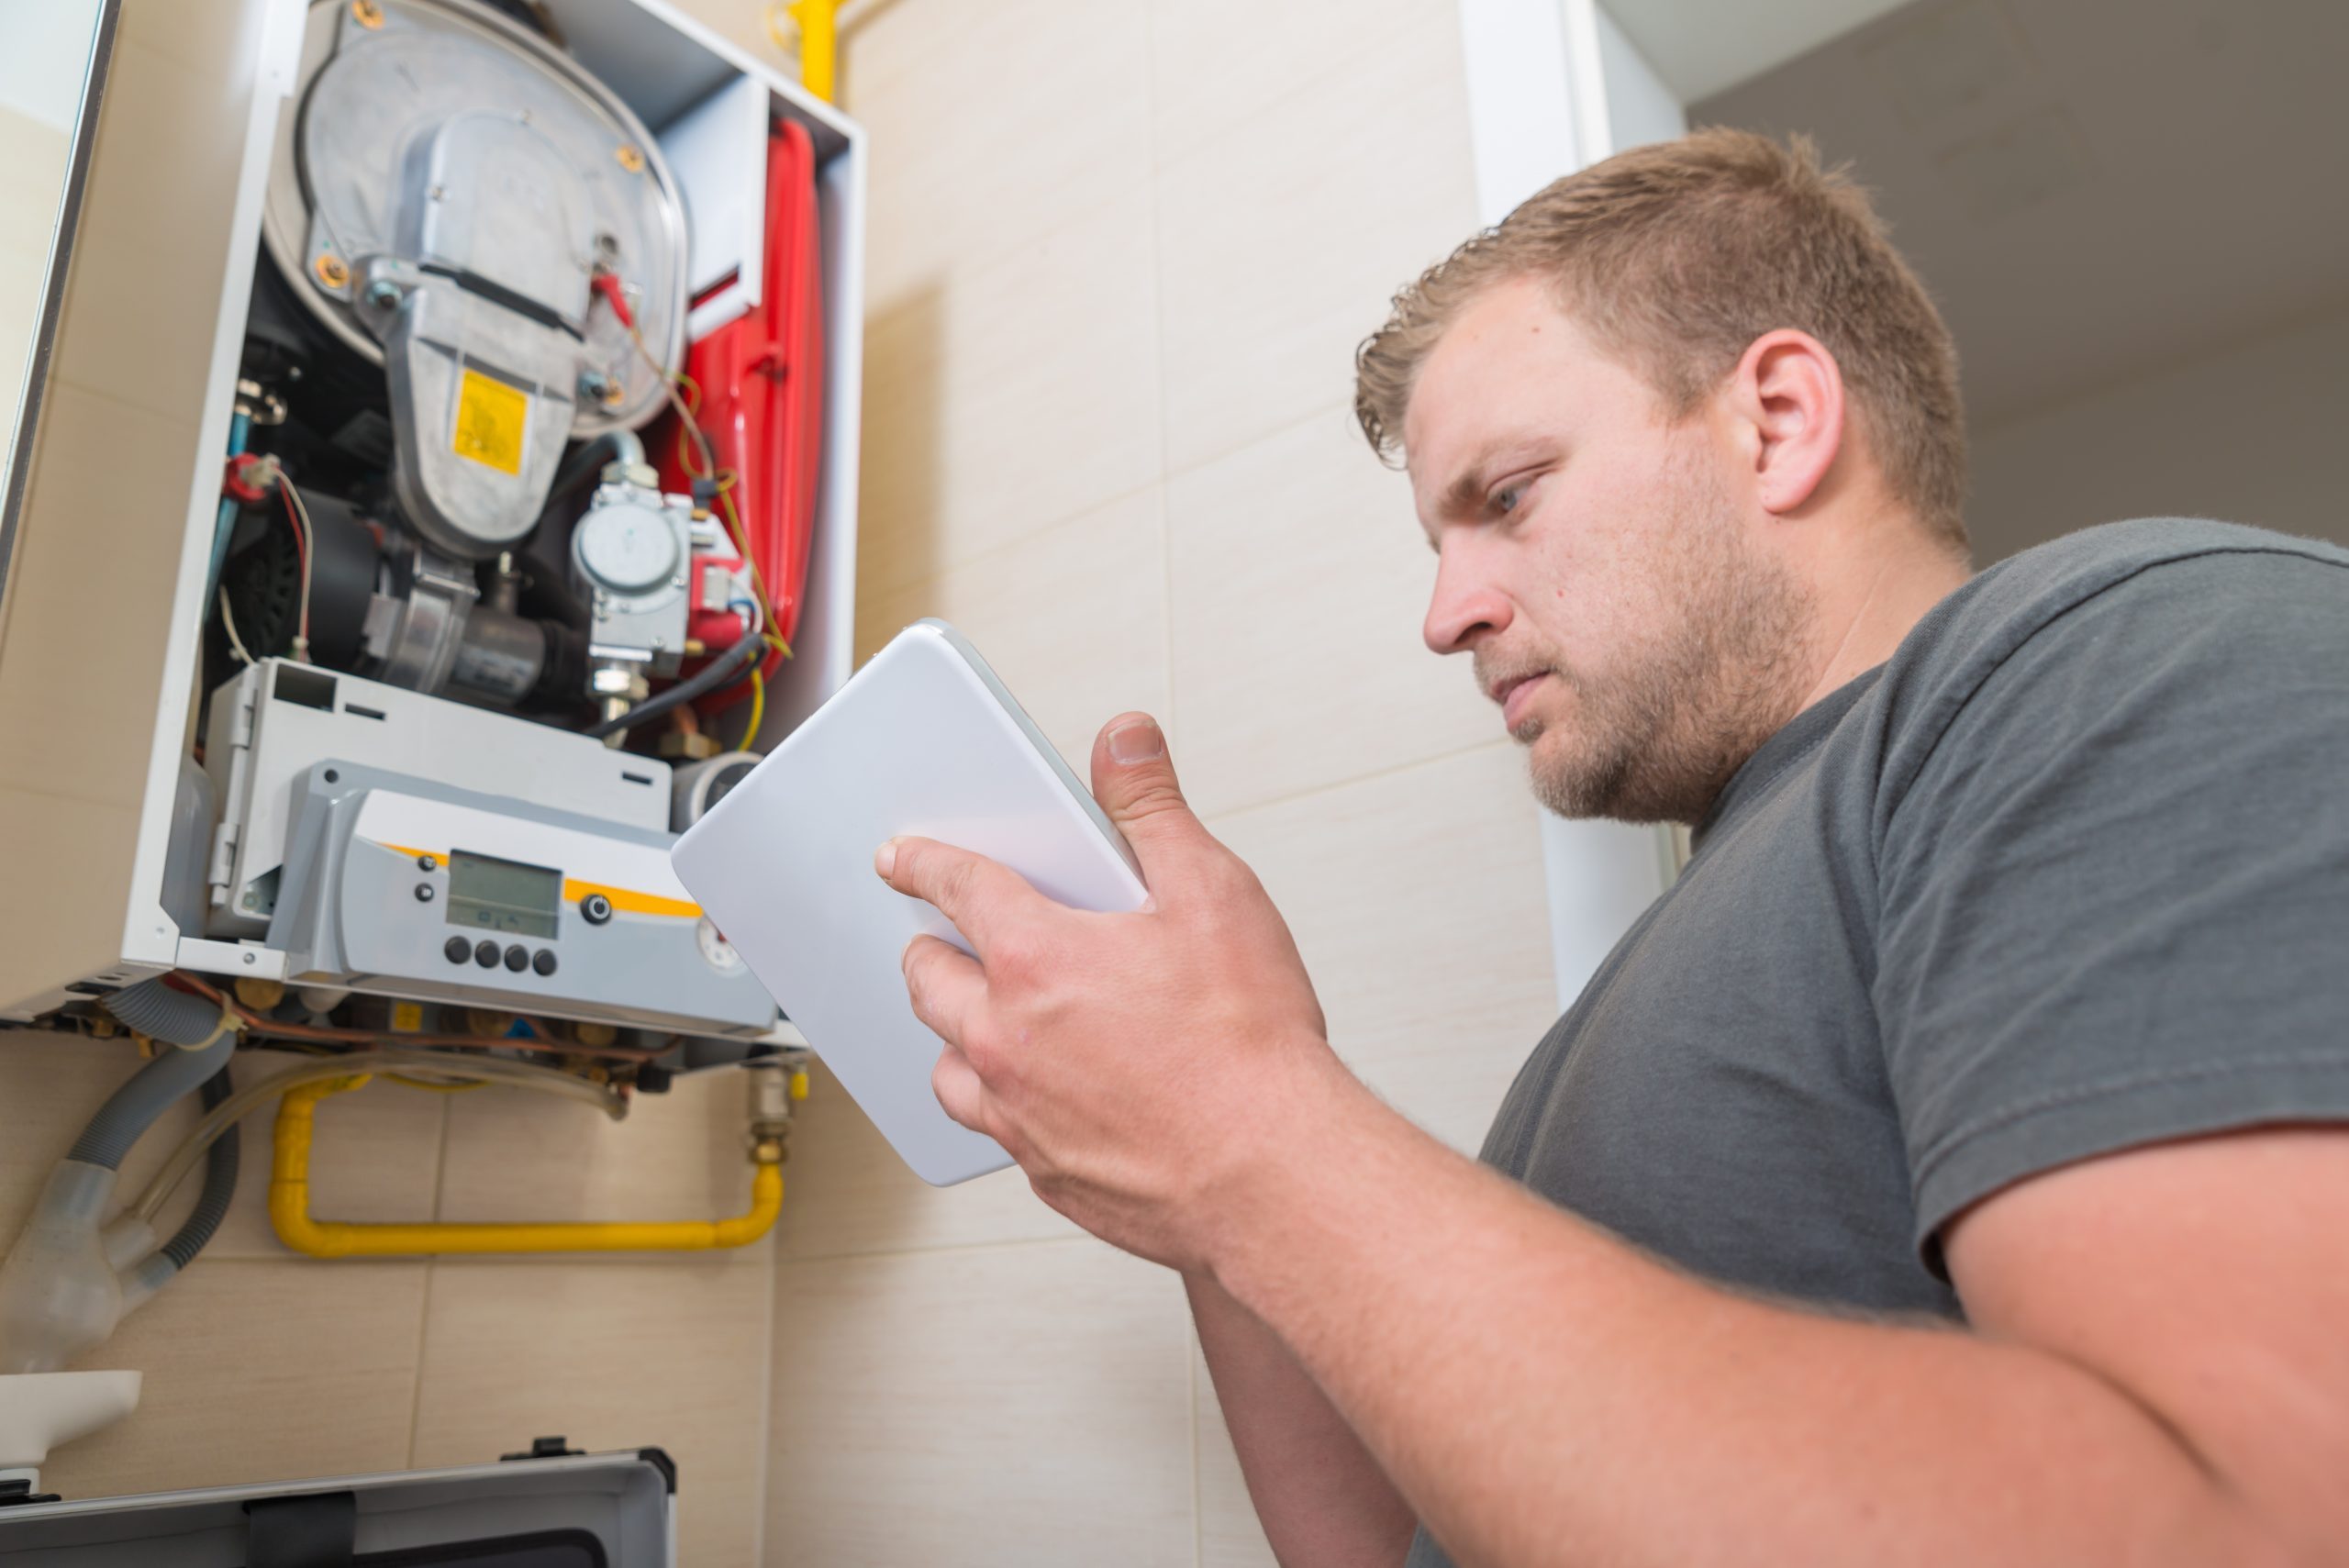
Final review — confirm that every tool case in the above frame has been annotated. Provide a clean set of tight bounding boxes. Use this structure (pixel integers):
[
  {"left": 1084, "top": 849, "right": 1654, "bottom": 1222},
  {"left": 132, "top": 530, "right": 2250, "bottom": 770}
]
[{"left": 0, "top": 1441, "right": 674, "bottom": 1565}]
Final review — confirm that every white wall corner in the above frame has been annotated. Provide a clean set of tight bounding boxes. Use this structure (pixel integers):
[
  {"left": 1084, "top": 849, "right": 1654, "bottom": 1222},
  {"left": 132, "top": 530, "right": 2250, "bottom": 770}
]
[{"left": 1453, "top": 0, "right": 1691, "bottom": 1009}]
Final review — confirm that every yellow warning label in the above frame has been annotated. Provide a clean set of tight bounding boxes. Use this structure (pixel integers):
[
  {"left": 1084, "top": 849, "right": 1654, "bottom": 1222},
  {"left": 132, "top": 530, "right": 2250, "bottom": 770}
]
[
  {"left": 451, "top": 368, "right": 528, "bottom": 475},
  {"left": 389, "top": 1000, "right": 425, "bottom": 1034}
]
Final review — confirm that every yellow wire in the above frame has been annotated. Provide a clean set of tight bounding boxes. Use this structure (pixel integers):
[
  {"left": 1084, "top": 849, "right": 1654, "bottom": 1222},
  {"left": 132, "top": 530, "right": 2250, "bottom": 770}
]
[{"left": 741, "top": 665, "right": 765, "bottom": 750}]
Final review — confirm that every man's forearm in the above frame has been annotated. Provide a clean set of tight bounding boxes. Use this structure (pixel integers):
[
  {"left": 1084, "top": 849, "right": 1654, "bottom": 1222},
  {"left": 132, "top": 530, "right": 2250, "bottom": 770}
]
[
  {"left": 1210, "top": 1070, "right": 2287, "bottom": 1568},
  {"left": 1188, "top": 1270, "right": 1417, "bottom": 1567}
]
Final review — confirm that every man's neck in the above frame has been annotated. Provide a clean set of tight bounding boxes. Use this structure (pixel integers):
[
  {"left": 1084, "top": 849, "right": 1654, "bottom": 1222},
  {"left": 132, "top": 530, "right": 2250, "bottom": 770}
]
[{"left": 1791, "top": 527, "right": 1972, "bottom": 716}]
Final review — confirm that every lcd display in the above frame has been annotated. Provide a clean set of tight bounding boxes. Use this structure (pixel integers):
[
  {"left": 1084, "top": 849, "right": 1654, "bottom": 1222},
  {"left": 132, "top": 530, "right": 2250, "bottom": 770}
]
[{"left": 446, "top": 850, "right": 562, "bottom": 940}]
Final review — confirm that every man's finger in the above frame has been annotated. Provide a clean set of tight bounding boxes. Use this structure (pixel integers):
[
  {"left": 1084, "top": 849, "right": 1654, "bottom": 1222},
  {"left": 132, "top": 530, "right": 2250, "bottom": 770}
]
[
  {"left": 902, "top": 933, "right": 986, "bottom": 1047},
  {"left": 875, "top": 837, "right": 1043, "bottom": 957},
  {"left": 1088, "top": 713, "right": 1214, "bottom": 889},
  {"left": 930, "top": 1043, "right": 988, "bottom": 1132}
]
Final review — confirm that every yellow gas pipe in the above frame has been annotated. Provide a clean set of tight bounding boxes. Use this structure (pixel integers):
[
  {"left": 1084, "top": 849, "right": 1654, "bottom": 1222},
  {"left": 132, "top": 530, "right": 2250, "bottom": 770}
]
[
  {"left": 269, "top": 1076, "right": 783, "bottom": 1258},
  {"left": 778, "top": 0, "right": 841, "bottom": 104}
]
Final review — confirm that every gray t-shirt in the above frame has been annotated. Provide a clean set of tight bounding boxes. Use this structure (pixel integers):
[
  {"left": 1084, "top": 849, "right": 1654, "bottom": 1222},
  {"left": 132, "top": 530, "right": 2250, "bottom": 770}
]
[{"left": 1405, "top": 517, "right": 2349, "bottom": 1568}]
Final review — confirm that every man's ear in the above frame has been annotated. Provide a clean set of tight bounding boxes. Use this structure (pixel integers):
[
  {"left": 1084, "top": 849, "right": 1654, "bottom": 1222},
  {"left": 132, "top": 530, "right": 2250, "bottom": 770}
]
[{"left": 1728, "top": 329, "right": 1845, "bottom": 517}]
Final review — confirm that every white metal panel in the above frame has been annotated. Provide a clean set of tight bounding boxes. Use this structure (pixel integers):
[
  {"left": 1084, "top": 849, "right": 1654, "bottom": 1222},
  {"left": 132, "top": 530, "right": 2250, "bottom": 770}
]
[
  {"left": 117, "top": 0, "right": 306, "bottom": 976},
  {"left": 659, "top": 73, "right": 768, "bottom": 339},
  {"left": 203, "top": 661, "right": 674, "bottom": 937}
]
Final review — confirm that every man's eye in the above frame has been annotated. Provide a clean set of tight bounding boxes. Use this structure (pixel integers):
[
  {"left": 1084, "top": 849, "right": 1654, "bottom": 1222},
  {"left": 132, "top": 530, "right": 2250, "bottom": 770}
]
[{"left": 1491, "top": 484, "right": 1523, "bottom": 517}]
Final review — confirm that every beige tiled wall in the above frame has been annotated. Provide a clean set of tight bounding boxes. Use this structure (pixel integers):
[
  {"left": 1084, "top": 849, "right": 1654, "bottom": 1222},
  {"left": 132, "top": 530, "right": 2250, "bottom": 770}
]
[{"left": 769, "top": 1, "right": 1557, "bottom": 1562}]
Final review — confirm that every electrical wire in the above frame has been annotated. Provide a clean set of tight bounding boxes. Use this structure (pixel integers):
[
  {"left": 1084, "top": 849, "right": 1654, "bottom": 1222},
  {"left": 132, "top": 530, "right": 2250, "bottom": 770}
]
[
  {"left": 584, "top": 602, "right": 765, "bottom": 740},
  {"left": 218, "top": 587, "right": 256, "bottom": 665},
  {"left": 163, "top": 973, "right": 658, "bottom": 1063},
  {"left": 278, "top": 473, "right": 316, "bottom": 662},
  {"left": 723, "top": 595, "right": 767, "bottom": 748},
  {"left": 741, "top": 664, "right": 765, "bottom": 749},
  {"left": 587, "top": 282, "right": 789, "bottom": 741},
  {"left": 618, "top": 303, "right": 794, "bottom": 663}
]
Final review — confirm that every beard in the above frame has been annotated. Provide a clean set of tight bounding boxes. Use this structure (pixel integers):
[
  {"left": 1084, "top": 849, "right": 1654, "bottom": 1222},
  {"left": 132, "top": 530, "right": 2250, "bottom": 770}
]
[{"left": 1484, "top": 449, "right": 1814, "bottom": 826}]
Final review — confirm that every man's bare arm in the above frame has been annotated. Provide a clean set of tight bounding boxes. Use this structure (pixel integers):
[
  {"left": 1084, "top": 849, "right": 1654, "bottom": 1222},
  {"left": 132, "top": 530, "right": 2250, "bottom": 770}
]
[
  {"left": 1188, "top": 1271, "right": 1416, "bottom": 1567},
  {"left": 1218, "top": 1081, "right": 2349, "bottom": 1568}
]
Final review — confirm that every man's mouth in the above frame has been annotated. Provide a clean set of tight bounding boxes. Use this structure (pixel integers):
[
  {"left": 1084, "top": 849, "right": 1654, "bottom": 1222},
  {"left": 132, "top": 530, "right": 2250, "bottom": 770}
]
[{"left": 1492, "top": 672, "right": 1550, "bottom": 729}]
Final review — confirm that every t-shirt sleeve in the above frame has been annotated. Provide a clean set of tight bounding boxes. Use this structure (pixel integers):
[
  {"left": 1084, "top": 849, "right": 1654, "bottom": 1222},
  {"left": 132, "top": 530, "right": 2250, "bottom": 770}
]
[{"left": 1873, "top": 546, "right": 2349, "bottom": 1263}]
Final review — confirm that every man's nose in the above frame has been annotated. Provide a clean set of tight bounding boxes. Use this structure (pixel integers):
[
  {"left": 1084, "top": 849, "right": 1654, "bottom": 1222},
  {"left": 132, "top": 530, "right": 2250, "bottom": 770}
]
[{"left": 1423, "top": 547, "right": 1512, "bottom": 655}]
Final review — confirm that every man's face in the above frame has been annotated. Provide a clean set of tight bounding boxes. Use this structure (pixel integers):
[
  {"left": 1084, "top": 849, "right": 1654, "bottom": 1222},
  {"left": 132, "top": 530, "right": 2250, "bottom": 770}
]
[{"left": 1405, "top": 276, "right": 1811, "bottom": 825}]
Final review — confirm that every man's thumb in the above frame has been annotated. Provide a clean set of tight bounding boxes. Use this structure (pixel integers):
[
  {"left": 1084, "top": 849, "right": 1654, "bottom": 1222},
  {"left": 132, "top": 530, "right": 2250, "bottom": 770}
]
[{"left": 1090, "top": 714, "right": 1204, "bottom": 868}]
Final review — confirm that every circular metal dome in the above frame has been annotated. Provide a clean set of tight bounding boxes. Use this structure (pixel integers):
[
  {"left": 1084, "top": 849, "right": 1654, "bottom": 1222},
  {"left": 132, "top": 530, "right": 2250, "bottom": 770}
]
[{"left": 261, "top": 0, "right": 689, "bottom": 438}]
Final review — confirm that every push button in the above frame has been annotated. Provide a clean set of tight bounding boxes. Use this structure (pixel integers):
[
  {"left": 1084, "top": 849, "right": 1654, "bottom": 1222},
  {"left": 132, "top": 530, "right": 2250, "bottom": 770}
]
[
  {"left": 444, "top": 936, "right": 470, "bottom": 964},
  {"left": 579, "top": 892, "right": 613, "bottom": 926},
  {"left": 532, "top": 949, "right": 558, "bottom": 976},
  {"left": 473, "top": 940, "right": 498, "bottom": 968},
  {"left": 504, "top": 944, "right": 529, "bottom": 973}
]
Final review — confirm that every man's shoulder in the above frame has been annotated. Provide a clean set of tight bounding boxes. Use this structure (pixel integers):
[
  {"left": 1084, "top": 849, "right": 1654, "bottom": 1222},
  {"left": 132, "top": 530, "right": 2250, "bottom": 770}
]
[
  {"left": 1966, "top": 516, "right": 2342, "bottom": 628},
  {"left": 1858, "top": 517, "right": 2349, "bottom": 803},
  {"left": 1892, "top": 517, "right": 2348, "bottom": 693}
]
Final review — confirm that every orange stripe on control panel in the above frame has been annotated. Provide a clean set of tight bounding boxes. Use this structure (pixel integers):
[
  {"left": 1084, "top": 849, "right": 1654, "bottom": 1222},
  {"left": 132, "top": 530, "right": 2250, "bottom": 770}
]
[
  {"left": 561, "top": 878, "right": 701, "bottom": 919},
  {"left": 373, "top": 841, "right": 702, "bottom": 920}
]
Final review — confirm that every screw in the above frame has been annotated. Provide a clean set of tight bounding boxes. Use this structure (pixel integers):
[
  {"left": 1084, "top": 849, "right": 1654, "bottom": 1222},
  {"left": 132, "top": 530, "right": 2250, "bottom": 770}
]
[
  {"left": 578, "top": 369, "right": 615, "bottom": 403},
  {"left": 363, "top": 279, "right": 401, "bottom": 309},
  {"left": 615, "top": 144, "right": 645, "bottom": 173},
  {"left": 650, "top": 636, "right": 664, "bottom": 651},
  {"left": 314, "top": 253, "right": 351, "bottom": 290},
  {"left": 241, "top": 951, "right": 257, "bottom": 965},
  {"left": 351, "top": 0, "right": 383, "bottom": 27}
]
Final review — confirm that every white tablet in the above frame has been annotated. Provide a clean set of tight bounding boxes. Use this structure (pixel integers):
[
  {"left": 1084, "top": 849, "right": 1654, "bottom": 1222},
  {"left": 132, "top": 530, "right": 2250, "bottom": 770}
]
[{"left": 671, "top": 619, "right": 1150, "bottom": 1184}]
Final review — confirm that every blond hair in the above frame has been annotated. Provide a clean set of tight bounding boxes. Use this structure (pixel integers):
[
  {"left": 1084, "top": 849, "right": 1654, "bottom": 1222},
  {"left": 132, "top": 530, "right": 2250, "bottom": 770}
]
[{"left": 1355, "top": 128, "right": 1967, "bottom": 550}]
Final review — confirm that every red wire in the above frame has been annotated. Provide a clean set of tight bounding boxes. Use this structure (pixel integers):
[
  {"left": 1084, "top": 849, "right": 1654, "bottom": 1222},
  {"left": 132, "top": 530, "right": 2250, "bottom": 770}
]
[{"left": 591, "top": 272, "right": 635, "bottom": 329}]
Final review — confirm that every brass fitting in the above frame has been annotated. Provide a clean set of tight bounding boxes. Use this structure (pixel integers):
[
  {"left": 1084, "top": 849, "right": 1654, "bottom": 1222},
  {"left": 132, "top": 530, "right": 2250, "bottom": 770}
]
[{"left": 235, "top": 976, "right": 287, "bottom": 1011}]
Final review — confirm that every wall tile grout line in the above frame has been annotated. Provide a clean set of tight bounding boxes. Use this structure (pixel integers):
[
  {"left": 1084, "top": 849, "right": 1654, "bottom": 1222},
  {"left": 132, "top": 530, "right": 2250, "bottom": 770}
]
[
  {"left": 775, "top": 1229, "right": 1116, "bottom": 1270},
  {"left": 1137, "top": 8, "right": 1179, "bottom": 763},
  {"left": 405, "top": 1095, "right": 454, "bottom": 1467},
  {"left": 1133, "top": 9, "right": 1199, "bottom": 1555},
  {"left": 753, "top": 1217, "right": 780, "bottom": 1566},
  {"left": 856, "top": 381, "right": 1380, "bottom": 630},
  {"left": 1203, "top": 736, "right": 1519, "bottom": 831},
  {"left": 855, "top": 472, "right": 1168, "bottom": 614}
]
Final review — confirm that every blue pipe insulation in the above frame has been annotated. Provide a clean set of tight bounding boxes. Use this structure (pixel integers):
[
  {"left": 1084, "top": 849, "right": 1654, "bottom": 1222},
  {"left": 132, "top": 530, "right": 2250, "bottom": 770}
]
[{"left": 203, "top": 408, "right": 252, "bottom": 606}]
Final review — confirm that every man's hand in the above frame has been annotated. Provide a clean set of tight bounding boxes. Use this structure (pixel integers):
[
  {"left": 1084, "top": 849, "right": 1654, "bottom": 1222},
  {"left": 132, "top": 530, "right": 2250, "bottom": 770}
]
[{"left": 876, "top": 713, "right": 1360, "bottom": 1272}]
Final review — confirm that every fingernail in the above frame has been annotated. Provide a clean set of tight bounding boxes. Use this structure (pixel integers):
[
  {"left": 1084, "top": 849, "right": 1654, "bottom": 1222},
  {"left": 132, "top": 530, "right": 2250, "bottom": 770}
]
[
  {"left": 1108, "top": 719, "right": 1163, "bottom": 763},
  {"left": 874, "top": 839, "right": 898, "bottom": 878}
]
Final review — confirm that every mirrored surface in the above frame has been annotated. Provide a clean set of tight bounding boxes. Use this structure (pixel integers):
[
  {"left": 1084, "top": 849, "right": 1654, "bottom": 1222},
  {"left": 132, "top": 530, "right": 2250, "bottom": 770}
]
[{"left": 0, "top": 0, "right": 117, "bottom": 592}]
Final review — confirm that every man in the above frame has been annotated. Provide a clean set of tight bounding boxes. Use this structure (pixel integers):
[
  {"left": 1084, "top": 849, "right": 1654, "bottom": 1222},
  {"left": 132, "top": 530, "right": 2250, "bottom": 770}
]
[{"left": 875, "top": 129, "right": 2349, "bottom": 1565}]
